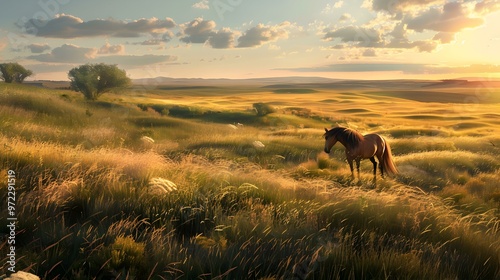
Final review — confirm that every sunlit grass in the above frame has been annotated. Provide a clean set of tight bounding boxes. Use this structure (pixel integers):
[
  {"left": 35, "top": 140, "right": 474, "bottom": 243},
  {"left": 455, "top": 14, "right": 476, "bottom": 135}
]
[{"left": 0, "top": 82, "right": 499, "bottom": 279}]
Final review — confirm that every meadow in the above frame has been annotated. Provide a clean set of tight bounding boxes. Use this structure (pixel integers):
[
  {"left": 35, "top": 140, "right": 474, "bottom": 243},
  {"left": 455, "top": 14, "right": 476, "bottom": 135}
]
[{"left": 0, "top": 79, "right": 499, "bottom": 279}]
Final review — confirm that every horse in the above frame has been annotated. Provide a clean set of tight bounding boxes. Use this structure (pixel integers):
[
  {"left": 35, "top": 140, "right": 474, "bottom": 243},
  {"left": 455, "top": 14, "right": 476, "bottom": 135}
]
[{"left": 323, "top": 127, "right": 398, "bottom": 179}]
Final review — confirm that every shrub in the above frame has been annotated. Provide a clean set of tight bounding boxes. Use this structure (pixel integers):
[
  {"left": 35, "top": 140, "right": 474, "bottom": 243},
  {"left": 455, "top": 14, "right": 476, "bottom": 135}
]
[{"left": 253, "top": 102, "right": 276, "bottom": 116}]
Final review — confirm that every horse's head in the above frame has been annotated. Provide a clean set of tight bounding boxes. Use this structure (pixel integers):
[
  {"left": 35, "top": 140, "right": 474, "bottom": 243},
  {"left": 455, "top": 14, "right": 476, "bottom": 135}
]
[{"left": 323, "top": 128, "right": 337, "bottom": 154}]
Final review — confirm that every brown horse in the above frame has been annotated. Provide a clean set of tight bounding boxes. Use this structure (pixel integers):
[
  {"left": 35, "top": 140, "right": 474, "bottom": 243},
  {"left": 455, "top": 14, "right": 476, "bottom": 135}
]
[{"left": 323, "top": 127, "right": 398, "bottom": 179}]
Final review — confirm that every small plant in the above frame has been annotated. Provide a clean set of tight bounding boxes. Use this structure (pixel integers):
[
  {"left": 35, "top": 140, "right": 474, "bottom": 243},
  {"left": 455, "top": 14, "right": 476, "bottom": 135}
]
[
  {"left": 92, "top": 235, "right": 146, "bottom": 277},
  {"left": 85, "top": 109, "right": 93, "bottom": 117},
  {"left": 317, "top": 154, "right": 330, "bottom": 169},
  {"left": 109, "top": 236, "right": 145, "bottom": 269}
]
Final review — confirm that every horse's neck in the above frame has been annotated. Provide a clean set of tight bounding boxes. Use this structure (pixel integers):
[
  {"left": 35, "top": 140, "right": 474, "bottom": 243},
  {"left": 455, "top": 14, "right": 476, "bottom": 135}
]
[
  {"left": 338, "top": 137, "right": 362, "bottom": 150},
  {"left": 337, "top": 139, "right": 354, "bottom": 150}
]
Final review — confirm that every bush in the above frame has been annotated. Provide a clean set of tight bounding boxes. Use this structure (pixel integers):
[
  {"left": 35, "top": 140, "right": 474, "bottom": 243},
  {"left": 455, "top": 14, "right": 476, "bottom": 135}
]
[{"left": 253, "top": 102, "right": 276, "bottom": 116}]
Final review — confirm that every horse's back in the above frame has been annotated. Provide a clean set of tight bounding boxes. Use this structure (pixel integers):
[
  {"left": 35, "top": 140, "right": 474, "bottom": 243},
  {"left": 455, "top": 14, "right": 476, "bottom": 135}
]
[
  {"left": 363, "top": 133, "right": 386, "bottom": 154},
  {"left": 363, "top": 133, "right": 384, "bottom": 144}
]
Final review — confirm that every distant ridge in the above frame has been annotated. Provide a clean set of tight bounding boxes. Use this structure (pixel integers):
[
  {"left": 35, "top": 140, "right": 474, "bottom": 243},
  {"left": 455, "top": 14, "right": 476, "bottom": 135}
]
[
  {"left": 133, "top": 76, "right": 340, "bottom": 86},
  {"left": 23, "top": 76, "right": 500, "bottom": 89}
]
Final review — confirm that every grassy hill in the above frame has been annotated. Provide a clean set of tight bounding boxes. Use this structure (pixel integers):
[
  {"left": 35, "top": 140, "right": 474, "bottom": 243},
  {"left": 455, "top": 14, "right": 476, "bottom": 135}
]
[{"left": 0, "top": 81, "right": 499, "bottom": 279}]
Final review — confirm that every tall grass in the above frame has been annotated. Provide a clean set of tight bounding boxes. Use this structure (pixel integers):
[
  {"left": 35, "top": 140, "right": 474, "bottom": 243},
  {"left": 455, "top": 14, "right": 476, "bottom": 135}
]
[{"left": 1, "top": 83, "right": 499, "bottom": 279}]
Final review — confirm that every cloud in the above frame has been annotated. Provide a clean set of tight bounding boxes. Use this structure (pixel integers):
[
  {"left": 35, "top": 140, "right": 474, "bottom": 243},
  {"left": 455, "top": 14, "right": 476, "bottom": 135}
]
[
  {"left": 179, "top": 18, "right": 216, "bottom": 44},
  {"left": 179, "top": 18, "right": 219, "bottom": 44},
  {"left": 475, "top": 0, "right": 500, "bottom": 15},
  {"left": 26, "top": 43, "right": 175, "bottom": 67},
  {"left": 137, "top": 39, "right": 164, "bottom": 45},
  {"left": 322, "top": 1, "right": 344, "bottom": 14},
  {"left": 366, "top": 0, "right": 446, "bottom": 13},
  {"left": 413, "top": 64, "right": 500, "bottom": 75},
  {"left": 433, "top": 32, "right": 455, "bottom": 44},
  {"left": 192, "top": 0, "right": 209, "bottom": 10},
  {"left": 362, "top": 49, "right": 377, "bottom": 57},
  {"left": 208, "top": 28, "right": 237, "bottom": 49},
  {"left": 323, "top": 26, "right": 383, "bottom": 47},
  {"left": 28, "top": 44, "right": 97, "bottom": 63},
  {"left": 351, "top": 1, "right": 496, "bottom": 54},
  {"left": 237, "top": 22, "right": 290, "bottom": 48},
  {"left": 25, "top": 14, "right": 176, "bottom": 38},
  {"left": 178, "top": 18, "right": 238, "bottom": 49},
  {"left": 339, "top": 13, "right": 353, "bottom": 22},
  {"left": 27, "top": 43, "right": 51, "bottom": 53},
  {"left": 323, "top": 5, "right": 475, "bottom": 54},
  {"left": 135, "top": 30, "right": 174, "bottom": 45},
  {"left": 95, "top": 54, "right": 178, "bottom": 67},
  {"left": 279, "top": 63, "right": 427, "bottom": 72},
  {"left": 405, "top": 2, "right": 483, "bottom": 33},
  {"left": 279, "top": 63, "right": 500, "bottom": 74},
  {"left": 98, "top": 43, "right": 125, "bottom": 55}
]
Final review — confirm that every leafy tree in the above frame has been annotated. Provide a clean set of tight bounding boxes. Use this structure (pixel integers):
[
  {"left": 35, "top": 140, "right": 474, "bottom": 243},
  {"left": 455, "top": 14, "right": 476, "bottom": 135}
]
[
  {"left": 0, "top": 63, "right": 33, "bottom": 83},
  {"left": 68, "top": 63, "right": 131, "bottom": 100}
]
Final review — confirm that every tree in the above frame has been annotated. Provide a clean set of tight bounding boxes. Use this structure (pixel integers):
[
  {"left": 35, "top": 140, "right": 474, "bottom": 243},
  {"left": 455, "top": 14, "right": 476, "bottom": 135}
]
[
  {"left": 68, "top": 63, "right": 131, "bottom": 100},
  {"left": 0, "top": 63, "right": 33, "bottom": 83}
]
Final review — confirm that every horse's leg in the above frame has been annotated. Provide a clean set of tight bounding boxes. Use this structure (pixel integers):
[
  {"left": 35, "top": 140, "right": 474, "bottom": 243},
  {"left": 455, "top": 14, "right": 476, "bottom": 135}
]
[
  {"left": 355, "top": 159, "right": 361, "bottom": 179},
  {"left": 379, "top": 158, "right": 384, "bottom": 178},
  {"left": 348, "top": 159, "right": 355, "bottom": 179},
  {"left": 369, "top": 157, "right": 377, "bottom": 177}
]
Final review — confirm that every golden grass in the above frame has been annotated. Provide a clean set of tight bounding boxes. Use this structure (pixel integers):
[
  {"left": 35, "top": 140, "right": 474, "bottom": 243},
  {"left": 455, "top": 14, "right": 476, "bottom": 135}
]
[
  {"left": 0, "top": 135, "right": 169, "bottom": 180},
  {"left": 1, "top": 82, "right": 499, "bottom": 279}
]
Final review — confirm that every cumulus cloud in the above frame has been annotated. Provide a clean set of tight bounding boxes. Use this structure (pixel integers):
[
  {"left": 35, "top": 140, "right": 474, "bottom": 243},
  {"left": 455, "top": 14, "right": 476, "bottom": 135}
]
[
  {"left": 344, "top": 1, "right": 499, "bottom": 54},
  {"left": 178, "top": 18, "right": 238, "bottom": 49},
  {"left": 475, "top": 0, "right": 500, "bottom": 15},
  {"left": 27, "top": 43, "right": 51, "bottom": 53},
  {"left": 208, "top": 28, "right": 237, "bottom": 49},
  {"left": 98, "top": 43, "right": 125, "bottom": 54},
  {"left": 28, "top": 44, "right": 97, "bottom": 63},
  {"left": 179, "top": 18, "right": 217, "bottom": 43},
  {"left": 236, "top": 22, "right": 290, "bottom": 48},
  {"left": 405, "top": 2, "right": 483, "bottom": 33},
  {"left": 323, "top": 1, "right": 490, "bottom": 54},
  {"left": 322, "top": 1, "right": 344, "bottom": 14},
  {"left": 192, "top": 0, "right": 209, "bottom": 10},
  {"left": 25, "top": 14, "right": 176, "bottom": 38}
]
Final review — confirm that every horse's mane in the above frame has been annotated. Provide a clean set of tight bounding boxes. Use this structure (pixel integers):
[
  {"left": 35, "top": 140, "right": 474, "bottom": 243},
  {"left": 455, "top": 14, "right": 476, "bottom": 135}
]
[{"left": 324, "top": 127, "right": 364, "bottom": 148}]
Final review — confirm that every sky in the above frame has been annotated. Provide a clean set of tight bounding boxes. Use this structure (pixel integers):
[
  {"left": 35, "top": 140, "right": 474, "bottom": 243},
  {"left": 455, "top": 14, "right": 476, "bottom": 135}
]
[{"left": 1, "top": 0, "right": 500, "bottom": 80}]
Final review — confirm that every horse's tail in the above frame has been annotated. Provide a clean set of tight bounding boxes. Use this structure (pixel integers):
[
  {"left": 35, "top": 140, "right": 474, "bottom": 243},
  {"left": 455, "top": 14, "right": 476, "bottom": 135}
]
[{"left": 382, "top": 140, "right": 398, "bottom": 176}]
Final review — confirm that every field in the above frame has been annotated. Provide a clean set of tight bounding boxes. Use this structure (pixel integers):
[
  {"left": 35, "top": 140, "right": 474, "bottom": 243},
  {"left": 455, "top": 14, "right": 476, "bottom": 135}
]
[{"left": 0, "top": 79, "right": 499, "bottom": 279}]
